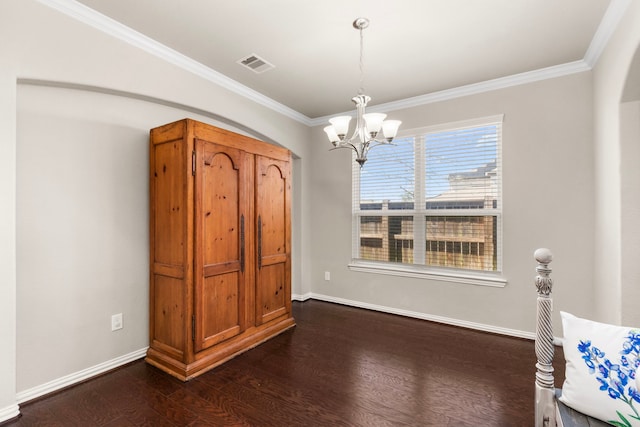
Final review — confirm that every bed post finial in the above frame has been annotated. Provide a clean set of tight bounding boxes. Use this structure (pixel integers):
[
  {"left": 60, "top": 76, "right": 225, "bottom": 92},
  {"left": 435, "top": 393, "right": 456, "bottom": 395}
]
[
  {"left": 535, "top": 248, "right": 553, "bottom": 296},
  {"left": 534, "top": 248, "right": 557, "bottom": 427}
]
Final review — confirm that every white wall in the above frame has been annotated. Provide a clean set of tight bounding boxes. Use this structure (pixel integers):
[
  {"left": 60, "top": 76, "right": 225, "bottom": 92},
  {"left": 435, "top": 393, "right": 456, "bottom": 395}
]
[
  {"left": 17, "top": 84, "right": 234, "bottom": 390},
  {"left": 0, "top": 68, "right": 20, "bottom": 422},
  {"left": 620, "top": 100, "right": 640, "bottom": 326},
  {"left": 592, "top": 1, "right": 640, "bottom": 325},
  {"left": 310, "top": 72, "right": 596, "bottom": 336},
  {"left": 0, "top": 0, "right": 311, "bottom": 420}
]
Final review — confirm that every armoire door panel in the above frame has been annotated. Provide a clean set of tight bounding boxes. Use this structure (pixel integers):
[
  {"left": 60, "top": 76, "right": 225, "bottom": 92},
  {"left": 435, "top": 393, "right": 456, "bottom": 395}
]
[
  {"left": 257, "top": 263, "right": 287, "bottom": 324},
  {"left": 256, "top": 165, "right": 287, "bottom": 257},
  {"left": 194, "top": 141, "right": 248, "bottom": 352},
  {"left": 255, "top": 156, "right": 291, "bottom": 325},
  {"left": 200, "top": 273, "right": 241, "bottom": 347},
  {"left": 202, "top": 151, "right": 240, "bottom": 265}
]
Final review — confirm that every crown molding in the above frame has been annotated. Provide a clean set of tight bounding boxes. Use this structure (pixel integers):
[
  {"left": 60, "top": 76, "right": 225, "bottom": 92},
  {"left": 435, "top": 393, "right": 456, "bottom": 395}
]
[
  {"left": 36, "top": 0, "right": 313, "bottom": 126},
  {"left": 584, "top": 0, "right": 632, "bottom": 68},
  {"left": 310, "top": 60, "right": 591, "bottom": 126},
  {"left": 39, "top": 0, "right": 627, "bottom": 128}
]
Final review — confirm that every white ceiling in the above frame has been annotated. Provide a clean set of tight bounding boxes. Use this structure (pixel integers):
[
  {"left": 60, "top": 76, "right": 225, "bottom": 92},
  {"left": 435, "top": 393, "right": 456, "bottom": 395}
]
[{"left": 73, "top": 0, "right": 614, "bottom": 121}]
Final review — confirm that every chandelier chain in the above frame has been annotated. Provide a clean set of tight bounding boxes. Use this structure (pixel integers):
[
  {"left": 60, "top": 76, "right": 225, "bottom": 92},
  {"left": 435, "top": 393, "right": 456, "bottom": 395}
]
[{"left": 358, "top": 25, "right": 365, "bottom": 96}]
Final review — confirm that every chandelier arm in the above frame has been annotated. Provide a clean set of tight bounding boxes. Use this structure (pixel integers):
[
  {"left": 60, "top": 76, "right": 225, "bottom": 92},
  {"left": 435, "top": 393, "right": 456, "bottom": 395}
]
[
  {"left": 329, "top": 146, "right": 349, "bottom": 152},
  {"left": 343, "top": 142, "right": 361, "bottom": 153},
  {"left": 329, "top": 143, "right": 356, "bottom": 151},
  {"left": 366, "top": 141, "right": 396, "bottom": 152},
  {"left": 345, "top": 130, "right": 363, "bottom": 145},
  {"left": 371, "top": 134, "right": 395, "bottom": 144},
  {"left": 342, "top": 125, "right": 357, "bottom": 145},
  {"left": 353, "top": 94, "right": 369, "bottom": 145}
]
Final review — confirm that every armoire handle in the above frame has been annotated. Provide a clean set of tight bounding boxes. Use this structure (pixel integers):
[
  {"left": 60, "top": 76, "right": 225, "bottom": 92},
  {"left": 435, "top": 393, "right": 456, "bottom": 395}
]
[
  {"left": 240, "top": 214, "right": 245, "bottom": 273},
  {"left": 257, "top": 215, "right": 262, "bottom": 270}
]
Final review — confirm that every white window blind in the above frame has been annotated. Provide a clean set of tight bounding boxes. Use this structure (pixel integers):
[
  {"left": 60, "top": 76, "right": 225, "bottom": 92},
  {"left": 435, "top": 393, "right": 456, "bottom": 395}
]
[{"left": 353, "top": 115, "right": 502, "bottom": 273}]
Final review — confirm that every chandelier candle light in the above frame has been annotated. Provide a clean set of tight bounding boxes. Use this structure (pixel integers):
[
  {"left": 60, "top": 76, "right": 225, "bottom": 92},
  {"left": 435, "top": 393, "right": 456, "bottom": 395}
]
[{"left": 324, "top": 17, "right": 401, "bottom": 167}]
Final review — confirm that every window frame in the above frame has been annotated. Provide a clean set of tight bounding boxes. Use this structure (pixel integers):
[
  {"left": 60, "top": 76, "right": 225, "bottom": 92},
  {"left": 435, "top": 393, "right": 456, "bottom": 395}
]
[{"left": 349, "top": 115, "right": 506, "bottom": 287}]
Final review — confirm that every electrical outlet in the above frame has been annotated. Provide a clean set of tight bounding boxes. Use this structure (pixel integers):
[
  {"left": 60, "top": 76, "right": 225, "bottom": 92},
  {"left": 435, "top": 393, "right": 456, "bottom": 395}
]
[
  {"left": 324, "top": 271, "right": 331, "bottom": 281},
  {"left": 111, "top": 313, "right": 123, "bottom": 331}
]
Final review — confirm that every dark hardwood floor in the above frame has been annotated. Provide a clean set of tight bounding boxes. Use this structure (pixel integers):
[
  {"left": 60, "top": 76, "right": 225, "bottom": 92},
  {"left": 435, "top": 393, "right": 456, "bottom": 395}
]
[{"left": 5, "top": 300, "right": 565, "bottom": 426}]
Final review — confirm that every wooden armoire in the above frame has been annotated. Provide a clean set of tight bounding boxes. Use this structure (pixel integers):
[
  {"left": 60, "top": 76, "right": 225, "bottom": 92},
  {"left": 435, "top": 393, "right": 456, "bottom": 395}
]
[{"left": 145, "top": 118, "right": 295, "bottom": 381}]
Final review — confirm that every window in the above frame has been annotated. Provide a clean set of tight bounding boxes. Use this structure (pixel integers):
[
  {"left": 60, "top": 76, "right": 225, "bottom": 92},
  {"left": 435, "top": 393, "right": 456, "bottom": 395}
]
[{"left": 351, "top": 115, "right": 503, "bottom": 280}]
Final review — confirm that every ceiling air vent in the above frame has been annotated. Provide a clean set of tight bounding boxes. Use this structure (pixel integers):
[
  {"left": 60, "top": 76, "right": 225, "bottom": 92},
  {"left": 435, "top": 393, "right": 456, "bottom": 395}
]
[{"left": 237, "top": 53, "right": 275, "bottom": 74}]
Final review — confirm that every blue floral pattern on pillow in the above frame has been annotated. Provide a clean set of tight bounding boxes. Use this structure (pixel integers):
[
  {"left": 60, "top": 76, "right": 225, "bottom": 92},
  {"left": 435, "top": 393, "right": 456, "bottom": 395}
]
[{"left": 578, "top": 330, "right": 640, "bottom": 427}]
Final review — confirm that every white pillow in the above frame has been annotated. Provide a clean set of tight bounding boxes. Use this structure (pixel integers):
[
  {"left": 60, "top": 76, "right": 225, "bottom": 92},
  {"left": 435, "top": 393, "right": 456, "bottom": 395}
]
[{"left": 559, "top": 311, "right": 640, "bottom": 426}]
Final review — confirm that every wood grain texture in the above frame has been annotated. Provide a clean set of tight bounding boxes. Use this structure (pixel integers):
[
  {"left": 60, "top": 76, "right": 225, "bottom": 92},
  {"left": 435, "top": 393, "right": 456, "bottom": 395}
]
[
  {"left": 147, "top": 119, "right": 294, "bottom": 381},
  {"left": 149, "top": 123, "right": 193, "bottom": 365},
  {"left": 195, "top": 141, "right": 246, "bottom": 352},
  {"left": 7, "top": 300, "right": 566, "bottom": 426},
  {"left": 255, "top": 154, "right": 291, "bottom": 326}
]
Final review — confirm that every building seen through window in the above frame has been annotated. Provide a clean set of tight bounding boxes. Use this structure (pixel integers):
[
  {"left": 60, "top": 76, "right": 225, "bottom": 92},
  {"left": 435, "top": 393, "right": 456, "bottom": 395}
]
[{"left": 354, "top": 117, "right": 502, "bottom": 272}]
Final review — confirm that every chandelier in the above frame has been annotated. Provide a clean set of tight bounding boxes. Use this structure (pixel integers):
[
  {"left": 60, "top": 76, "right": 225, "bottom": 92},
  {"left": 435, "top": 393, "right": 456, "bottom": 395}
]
[{"left": 323, "top": 18, "right": 401, "bottom": 167}]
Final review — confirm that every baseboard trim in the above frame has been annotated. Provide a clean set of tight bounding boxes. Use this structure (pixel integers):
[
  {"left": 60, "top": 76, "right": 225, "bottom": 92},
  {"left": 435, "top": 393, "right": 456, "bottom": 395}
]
[
  {"left": 305, "top": 292, "right": 539, "bottom": 340},
  {"left": 16, "top": 347, "right": 148, "bottom": 404},
  {"left": 0, "top": 404, "right": 20, "bottom": 424},
  {"left": 291, "top": 292, "right": 312, "bottom": 301},
  {"left": 12, "top": 297, "right": 561, "bottom": 408}
]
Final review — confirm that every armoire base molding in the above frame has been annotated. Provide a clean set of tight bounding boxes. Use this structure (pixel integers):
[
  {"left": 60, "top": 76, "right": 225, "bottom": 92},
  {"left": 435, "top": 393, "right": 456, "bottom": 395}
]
[{"left": 146, "top": 314, "right": 295, "bottom": 381}]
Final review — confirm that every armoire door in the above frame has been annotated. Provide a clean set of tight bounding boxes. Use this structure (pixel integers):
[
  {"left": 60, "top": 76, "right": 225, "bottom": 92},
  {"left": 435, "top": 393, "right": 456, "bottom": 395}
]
[
  {"left": 194, "top": 140, "right": 251, "bottom": 352},
  {"left": 255, "top": 155, "right": 291, "bottom": 325}
]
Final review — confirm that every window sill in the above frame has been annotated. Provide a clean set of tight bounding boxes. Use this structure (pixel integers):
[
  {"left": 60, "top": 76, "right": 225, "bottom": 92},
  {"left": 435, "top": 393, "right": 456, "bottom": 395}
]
[{"left": 347, "top": 261, "right": 507, "bottom": 288}]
